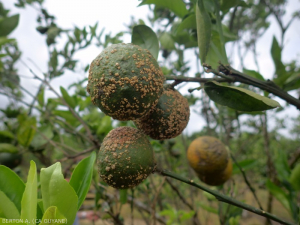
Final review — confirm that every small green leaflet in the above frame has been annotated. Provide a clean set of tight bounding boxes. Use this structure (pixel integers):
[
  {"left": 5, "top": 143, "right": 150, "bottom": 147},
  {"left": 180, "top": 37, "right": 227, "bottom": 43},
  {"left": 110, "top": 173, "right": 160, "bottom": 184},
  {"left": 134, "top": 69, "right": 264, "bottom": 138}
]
[
  {"left": 131, "top": 25, "right": 159, "bottom": 60},
  {"left": 204, "top": 81, "right": 280, "bottom": 111}
]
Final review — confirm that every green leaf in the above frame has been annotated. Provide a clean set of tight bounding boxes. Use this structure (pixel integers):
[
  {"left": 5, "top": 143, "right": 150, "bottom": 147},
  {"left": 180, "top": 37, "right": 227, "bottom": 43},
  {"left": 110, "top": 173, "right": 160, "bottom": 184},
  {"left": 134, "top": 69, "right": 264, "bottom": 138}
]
[
  {"left": 69, "top": 152, "right": 96, "bottom": 210},
  {"left": 0, "top": 191, "right": 20, "bottom": 219},
  {"left": 271, "top": 36, "right": 287, "bottom": 86},
  {"left": 41, "top": 162, "right": 78, "bottom": 224},
  {"left": 290, "top": 163, "right": 300, "bottom": 191},
  {"left": 196, "top": 0, "right": 211, "bottom": 64},
  {"left": 243, "top": 69, "right": 265, "bottom": 81},
  {"left": 30, "top": 125, "right": 54, "bottom": 149},
  {"left": 131, "top": 25, "right": 159, "bottom": 60},
  {"left": 52, "top": 110, "right": 80, "bottom": 127},
  {"left": 0, "top": 165, "right": 25, "bottom": 213},
  {"left": 139, "top": 0, "right": 188, "bottom": 18},
  {"left": 205, "top": 30, "right": 227, "bottom": 69},
  {"left": 17, "top": 116, "right": 36, "bottom": 147},
  {"left": 0, "top": 14, "right": 20, "bottom": 36},
  {"left": 266, "top": 180, "right": 290, "bottom": 211},
  {"left": 176, "top": 14, "right": 196, "bottom": 33},
  {"left": 0, "top": 37, "right": 14, "bottom": 46},
  {"left": 283, "top": 73, "right": 300, "bottom": 91},
  {"left": 119, "top": 189, "right": 127, "bottom": 205},
  {"left": 159, "top": 32, "right": 176, "bottom": 50},
  {"left": 0, "top": 130, "right": 15, "bottom": 140},
  {"left": 198, "top": 202, "right": 218, "bottom": 214},
  {"left": 232, "top": 159, "right": 257, "bottom": 174},
  {"left": 37, "top": 87, "right": 45, "bottom": 107},
  {"left": 60, "top": 86, "right": 76, "bottom": 109},
  {"left": 0, "top": 143, "right": 18, "bottom": 153},
  {"left": 39, "top": 206, "right": 66, "bottom": 225},
  {"left": 204, "top": 81, "right": 281, "bottom": 111},
  {"left": 21, "top": 161, "right": 37, "bottom": 225},
  {"left": 96, "top": 116, "right": 112, "bottom": 135}
]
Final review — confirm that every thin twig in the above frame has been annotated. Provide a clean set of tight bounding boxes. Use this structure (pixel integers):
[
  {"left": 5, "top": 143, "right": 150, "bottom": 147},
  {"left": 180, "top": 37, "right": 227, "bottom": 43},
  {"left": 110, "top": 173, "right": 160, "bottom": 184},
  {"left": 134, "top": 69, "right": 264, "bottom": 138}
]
[
  {"left": 230, "top": 153, "right": 264, "bottom": 210},
  {"left": 156, "top": 168, "right": 296, "bottom": 225}
]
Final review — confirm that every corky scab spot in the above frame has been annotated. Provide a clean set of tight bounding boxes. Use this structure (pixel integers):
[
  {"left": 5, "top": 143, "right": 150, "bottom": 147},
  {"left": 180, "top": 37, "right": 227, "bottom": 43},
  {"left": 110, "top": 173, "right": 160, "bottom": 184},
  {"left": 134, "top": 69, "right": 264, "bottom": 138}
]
[
  {"left": 87, "top": 43, "right": 165, "bottom": 121},
  {"left": 134, "top": 88, "right": 190, "bottom": 140}
]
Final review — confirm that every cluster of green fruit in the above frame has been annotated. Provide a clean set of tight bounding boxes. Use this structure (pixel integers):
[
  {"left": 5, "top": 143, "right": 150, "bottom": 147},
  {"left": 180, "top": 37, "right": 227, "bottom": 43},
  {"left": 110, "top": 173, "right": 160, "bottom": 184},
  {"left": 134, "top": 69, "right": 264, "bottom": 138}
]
[
  {"left": 88, "top": 43, "right": 232, "bottom": 189},
  {"left": 87, "top": 43, "right": 190, "bottom": 189}
]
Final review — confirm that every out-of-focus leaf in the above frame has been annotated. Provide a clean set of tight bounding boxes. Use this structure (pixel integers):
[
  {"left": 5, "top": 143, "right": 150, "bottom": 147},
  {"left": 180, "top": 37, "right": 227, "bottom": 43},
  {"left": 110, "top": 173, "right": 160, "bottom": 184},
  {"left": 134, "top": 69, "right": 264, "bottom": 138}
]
[
  {"left": 21, "top": 161, "right": 37, "bottom": 225},
  {"left": 176, "top": 14, "right": 196, "bottom": 33},
  {"left": 60, "top": 86, "right": 76, "bottom": 109},
  {"left": 206, "top": 30, "right": 227, "bottom": 69},
  {"left": 41, "top": 162, "right": 78, "bottom": 225},
  {"left": 0, "top": 37, "right": 14, "bottom": 46},
  {"left": 196, "top": 0, "right": 211, "bottom": 64},
  {"left": 0, "top": 14, "right": 19, "bottom": 36},
  {"left": 0, "top": 191, "right": 20, "bottom": 219},
  {"left": 96, "top": 116, "right": 113, "bottom": 135},
  {"left": 132, "top": 25, "right": 159, "bottom": 60},
  {"left": 0, "top": 165, "right": 25, "bottom": 213},
  {"left": 17, "top": 116, "right": 36, "bottom": 147},
  {"left": 204, "top": 81, "right": 281, "bottom": 111},
  {"left": 266, "top": 180, "right": 290, "bottom": 211},
  {"left": 37, "top": 87, "right": 45, "bottom": 107},
  {"left": 283, "top": 73, "right": 300, "bottom": 91},
  {"left": 243, "top": 69, "right": 265, "bottom": 81},
  {"left": 0, "top": 143, "right": 18, "bottom": 153},
  {"left": 271, "top": 36, "right": 288, "bottom": 86},
  {"left": 69, "top": 152, "right": 96, "bottom": 210},
  {"left": 139, "top": 0, "right": 188, "bottom": 18},
  {"left": 159, "top": 32, "right": 176, "bottom": 50},
  {"left": 232, "top": 159, "right": 257, "bottom": 174},
  {"left": 0, "top": 130, "right": 15, "bottom": 139},
  {"left": 30, "top": 125, "right": 54, "bottom": 150},
  {"left": 39, "top": 206, "right": 66, "bottom": 225},
  {"left": 198, "top": 202, "right": 218, "bottom": 214},
  {"left": 290, "top": 163, "right": 300, "bottom": 191}
]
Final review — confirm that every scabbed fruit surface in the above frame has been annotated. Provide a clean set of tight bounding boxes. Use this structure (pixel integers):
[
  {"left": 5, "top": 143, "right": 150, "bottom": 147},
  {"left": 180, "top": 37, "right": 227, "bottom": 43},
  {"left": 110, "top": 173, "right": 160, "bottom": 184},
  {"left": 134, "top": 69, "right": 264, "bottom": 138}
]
[
  {"left": 134, "top": 88, "right": 190, "bottom": 140},
  {"left": 97, "top": 126, "right": 155, "bottom": 189},
  {"left": 87, "top": 43, "right": 165, "bottom": 121},
  {"left": 187, "top": 136, "right": 229, "bottom": 175}
]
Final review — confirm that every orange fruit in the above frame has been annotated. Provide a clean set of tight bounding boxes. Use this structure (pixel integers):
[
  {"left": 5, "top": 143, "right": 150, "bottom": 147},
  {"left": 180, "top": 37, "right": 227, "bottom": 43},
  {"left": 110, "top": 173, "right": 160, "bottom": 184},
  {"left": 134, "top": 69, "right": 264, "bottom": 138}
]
[{"left": 187, "top": 136, "right": 231, "bottom": 186}]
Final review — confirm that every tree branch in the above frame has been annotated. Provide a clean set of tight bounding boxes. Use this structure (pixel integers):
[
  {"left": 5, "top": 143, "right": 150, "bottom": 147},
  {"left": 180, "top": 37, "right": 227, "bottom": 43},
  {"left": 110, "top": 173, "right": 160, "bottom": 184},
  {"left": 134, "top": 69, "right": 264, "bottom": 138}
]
[{"left": 156, "top": 169, "right": 296, "bottom": 225}]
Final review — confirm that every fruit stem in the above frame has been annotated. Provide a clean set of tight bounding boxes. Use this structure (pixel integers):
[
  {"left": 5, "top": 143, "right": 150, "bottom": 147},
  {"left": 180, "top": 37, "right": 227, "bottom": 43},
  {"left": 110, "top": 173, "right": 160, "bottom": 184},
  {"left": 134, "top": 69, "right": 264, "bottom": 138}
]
[{"left": 156, "top": 169, "right": 296, "bottom": 225}]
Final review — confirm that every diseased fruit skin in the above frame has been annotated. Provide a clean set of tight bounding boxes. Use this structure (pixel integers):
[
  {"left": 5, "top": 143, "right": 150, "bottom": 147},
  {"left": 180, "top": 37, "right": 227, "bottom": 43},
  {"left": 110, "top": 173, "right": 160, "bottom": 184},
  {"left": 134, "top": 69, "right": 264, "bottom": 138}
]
[
  {"left": 97, "top": 126, "right": 155, "bottom": 189},
  {"left": 0, "top": 152, "right": 22, "bottom": 169},
  {"left": 87, "top": 43, "right": 165, "bottom": 121},
  {"left": 187, "top": 136, "right": 231, "bottom": 186},
  {"left": 197, "top": 158, "right": 232, "bottom": 186},
  {"left": 134, "top": 88, "right": 190, "bottom": 140}
]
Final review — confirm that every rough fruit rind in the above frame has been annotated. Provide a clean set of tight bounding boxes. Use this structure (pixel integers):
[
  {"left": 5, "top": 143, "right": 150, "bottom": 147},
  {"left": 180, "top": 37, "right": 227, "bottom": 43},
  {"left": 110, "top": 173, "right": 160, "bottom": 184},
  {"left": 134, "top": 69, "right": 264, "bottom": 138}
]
[
  {"left": 187, "top": 136, "right": 232, "bottom": 186},
  {"left": 134, "top": 88, "right": 190, "bottom": 140},
  {"left": 87, "top": 43, "right": 165, "bottom": 121},
  {"left": 97, "top": 126, "right": 155, "bottom": 189},
  {"left": 197, "top": 158, "right": 232, "bottom": 186}
]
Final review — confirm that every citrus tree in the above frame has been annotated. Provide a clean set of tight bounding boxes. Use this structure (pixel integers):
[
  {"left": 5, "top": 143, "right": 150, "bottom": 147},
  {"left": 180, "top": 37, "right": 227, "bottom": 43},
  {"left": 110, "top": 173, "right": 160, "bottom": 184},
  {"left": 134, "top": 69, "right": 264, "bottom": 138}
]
[{"left": 0, "top": 0, "right": 299, "bottom": 225}]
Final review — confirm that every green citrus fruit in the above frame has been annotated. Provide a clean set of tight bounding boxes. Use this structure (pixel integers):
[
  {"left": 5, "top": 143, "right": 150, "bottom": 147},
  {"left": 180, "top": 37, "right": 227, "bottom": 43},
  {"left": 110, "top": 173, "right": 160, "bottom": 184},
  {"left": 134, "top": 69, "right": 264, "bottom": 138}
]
[
  {"left": 97, "top": 126, "right": 155, "bottom": 189},
  {"left": 187, "top": 136, "right": 232, "bottom": 186},
  {"left": 87, "top": 43, "right": 165, "bottom": 121},
  {"left": 0, "top": 152, "right": 22, "bottom": 169},
  {"left": 134, "top": 87, "right": 190, "bottom": 140}
]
